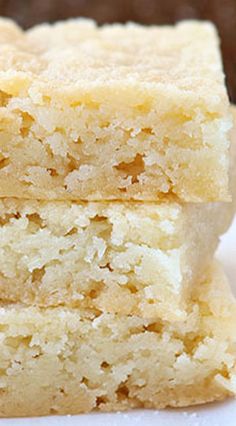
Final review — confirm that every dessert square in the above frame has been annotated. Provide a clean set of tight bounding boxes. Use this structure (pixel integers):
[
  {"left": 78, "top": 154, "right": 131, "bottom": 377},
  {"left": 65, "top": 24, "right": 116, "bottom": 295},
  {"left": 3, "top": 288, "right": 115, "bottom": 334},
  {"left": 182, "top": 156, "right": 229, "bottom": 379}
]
[
  {"left": 0, "top": 18, "right": 231, "bottom": 201},
  {"left": 0, "top": 262, "right": 235, "bottom": 416},
  {"left": 0, "top": 196, "right": 233, "bottom": 320}
]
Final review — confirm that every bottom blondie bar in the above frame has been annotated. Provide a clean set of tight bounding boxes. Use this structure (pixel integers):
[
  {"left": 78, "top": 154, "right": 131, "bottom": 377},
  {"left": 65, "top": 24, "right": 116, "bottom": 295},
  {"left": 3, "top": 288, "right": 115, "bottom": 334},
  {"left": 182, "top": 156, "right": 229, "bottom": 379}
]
[{"left": 0, "top": 262, "right": 235, "bottom": 416}]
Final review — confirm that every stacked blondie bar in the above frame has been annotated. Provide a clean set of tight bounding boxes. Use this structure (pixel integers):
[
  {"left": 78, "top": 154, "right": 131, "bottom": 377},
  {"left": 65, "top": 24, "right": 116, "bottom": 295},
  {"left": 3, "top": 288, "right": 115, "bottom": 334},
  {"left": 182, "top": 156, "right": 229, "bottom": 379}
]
[{"left": 0, "top": 18, "right": 235, "bottom": 416}]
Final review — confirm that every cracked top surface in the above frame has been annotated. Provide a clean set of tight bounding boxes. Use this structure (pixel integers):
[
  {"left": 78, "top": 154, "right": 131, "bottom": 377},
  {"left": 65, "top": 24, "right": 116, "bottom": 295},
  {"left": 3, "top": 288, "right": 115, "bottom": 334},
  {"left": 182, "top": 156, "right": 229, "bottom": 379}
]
[{"left": 0, "top": 18, "right": 229, "bottom": 107}]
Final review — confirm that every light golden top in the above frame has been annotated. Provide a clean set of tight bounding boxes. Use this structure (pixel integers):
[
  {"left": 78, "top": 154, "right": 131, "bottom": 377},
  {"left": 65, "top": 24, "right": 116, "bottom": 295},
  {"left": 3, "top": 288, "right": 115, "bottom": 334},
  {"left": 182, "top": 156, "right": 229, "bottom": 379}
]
[{"left": 0, "top": 18, "right": 228, "bottom": 107}]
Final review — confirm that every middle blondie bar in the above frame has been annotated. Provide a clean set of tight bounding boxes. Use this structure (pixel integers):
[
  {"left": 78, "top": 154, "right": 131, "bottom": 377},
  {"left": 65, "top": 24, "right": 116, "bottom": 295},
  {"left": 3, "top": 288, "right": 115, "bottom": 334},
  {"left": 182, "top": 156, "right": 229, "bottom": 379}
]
[{"left": 0, "top": 196, "right": 233, "bottom": 321}]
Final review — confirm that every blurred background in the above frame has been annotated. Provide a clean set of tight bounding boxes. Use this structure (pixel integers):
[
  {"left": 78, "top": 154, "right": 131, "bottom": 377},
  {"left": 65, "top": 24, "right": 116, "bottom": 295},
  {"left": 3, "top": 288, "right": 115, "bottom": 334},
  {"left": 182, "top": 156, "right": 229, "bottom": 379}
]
[{"left": 0, "top": 0, "right": 235, "bottom": 101}]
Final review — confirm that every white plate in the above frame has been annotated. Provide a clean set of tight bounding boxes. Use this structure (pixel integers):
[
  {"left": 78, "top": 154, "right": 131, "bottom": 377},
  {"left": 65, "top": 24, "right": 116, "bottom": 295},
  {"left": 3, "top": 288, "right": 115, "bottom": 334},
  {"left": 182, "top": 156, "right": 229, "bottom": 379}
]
[{"left": 1, "top": 217, "right": 236, "bottom": 426}]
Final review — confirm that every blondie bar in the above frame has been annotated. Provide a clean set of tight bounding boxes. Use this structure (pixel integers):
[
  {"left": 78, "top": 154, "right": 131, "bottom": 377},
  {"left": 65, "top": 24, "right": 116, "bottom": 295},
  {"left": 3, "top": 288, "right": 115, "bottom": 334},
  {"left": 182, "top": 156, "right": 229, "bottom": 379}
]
[
  {"left": 0, "top": 18, "right": 231, "bottom": 201},
  {"left": 0, "top": 262, "right": 235, "bottom": 416},
  {"left": 0, "top": 196, "right": 233, "bottom": 320}
]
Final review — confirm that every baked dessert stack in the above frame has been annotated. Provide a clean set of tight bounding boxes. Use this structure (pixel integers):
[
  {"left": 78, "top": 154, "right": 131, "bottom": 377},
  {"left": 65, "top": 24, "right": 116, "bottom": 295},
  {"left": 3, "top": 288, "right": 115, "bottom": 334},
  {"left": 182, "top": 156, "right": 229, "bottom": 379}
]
[{"left": 0, "top": 18, "right": 235, "bottom": 416}]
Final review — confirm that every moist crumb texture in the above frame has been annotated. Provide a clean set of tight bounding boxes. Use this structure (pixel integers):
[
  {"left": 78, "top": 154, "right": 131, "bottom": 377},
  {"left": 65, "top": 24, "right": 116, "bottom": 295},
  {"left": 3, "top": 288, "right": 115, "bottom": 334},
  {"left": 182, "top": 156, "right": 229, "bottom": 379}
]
[
  {"left": 0, "top": 18, "right": 235, "bottom": 418},
  {"left": 0, "top": 198, "right": 234, "bottom": 320},
  {"left": 0, "top": 18, "right": 232, "bottom": 201},
  {"left": 0, "top": 263, "right": 235, "bottom": 417}
]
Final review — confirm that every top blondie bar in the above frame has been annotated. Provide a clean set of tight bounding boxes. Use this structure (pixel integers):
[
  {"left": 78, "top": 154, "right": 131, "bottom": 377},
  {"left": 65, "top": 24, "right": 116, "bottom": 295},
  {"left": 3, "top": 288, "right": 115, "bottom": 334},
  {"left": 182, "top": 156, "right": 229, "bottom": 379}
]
[{"left": 0, "top": 18, "right": 232, "bottom": 201}]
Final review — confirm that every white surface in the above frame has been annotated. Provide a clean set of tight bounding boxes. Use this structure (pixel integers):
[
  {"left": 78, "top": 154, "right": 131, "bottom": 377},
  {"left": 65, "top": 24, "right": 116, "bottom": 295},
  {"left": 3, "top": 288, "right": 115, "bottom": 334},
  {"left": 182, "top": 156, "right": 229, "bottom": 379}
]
[{"left": 0, "top": 217, "right": 235, "bottom": 426}]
